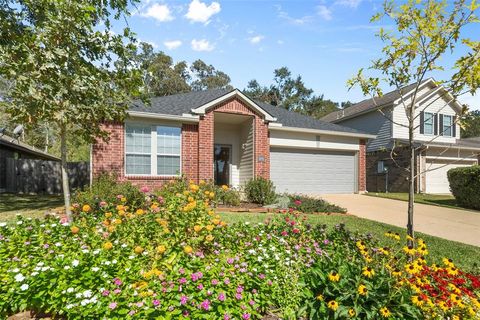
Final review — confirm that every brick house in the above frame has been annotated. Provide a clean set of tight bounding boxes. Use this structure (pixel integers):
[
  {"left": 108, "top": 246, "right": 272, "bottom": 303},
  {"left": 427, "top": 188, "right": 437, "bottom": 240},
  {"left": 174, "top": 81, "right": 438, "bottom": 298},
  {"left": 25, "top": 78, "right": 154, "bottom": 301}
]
[
  {"left": 322, "top": 79, "right": 480, "bottom": 194},
  {"left": 92, "top": 89, "right": 375, "bottom": 194}
]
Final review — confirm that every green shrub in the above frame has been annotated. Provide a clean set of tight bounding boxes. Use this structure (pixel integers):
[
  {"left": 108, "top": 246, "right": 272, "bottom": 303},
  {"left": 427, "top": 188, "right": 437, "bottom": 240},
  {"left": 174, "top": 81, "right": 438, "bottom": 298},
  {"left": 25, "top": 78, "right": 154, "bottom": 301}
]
[
  {"left": 216, "top": 185, "right": 241, "bottom": 206},
  {"left": 447, "top": 165, "right": 480, "bottom": 210},
  {"left": 72, "top": 173, "right": 146, "bottom": 209},
  {"left": 289, "top": 194, "right": 347, "bottom": 213},
  {"left": 244, "top": 177, "right": 276, "bottom": 205}
]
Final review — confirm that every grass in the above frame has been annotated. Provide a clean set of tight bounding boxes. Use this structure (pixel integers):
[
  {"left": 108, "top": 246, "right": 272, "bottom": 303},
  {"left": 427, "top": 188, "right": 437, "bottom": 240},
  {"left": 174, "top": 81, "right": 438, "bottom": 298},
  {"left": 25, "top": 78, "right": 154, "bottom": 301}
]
[
  {"left": 219, "top": 212, "right": 480, "bottom": 271},
  {"left": 365, "top": 192, "right": 478, "bottom": 212},
  {"left": 0, "top": 194, "right": 64, "bottom": 222}
]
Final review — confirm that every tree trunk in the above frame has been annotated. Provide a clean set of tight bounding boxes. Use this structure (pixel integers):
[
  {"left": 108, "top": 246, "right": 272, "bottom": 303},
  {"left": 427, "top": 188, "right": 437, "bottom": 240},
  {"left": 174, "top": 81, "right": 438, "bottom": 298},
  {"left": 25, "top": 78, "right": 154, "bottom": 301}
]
[
  {"left": 407, "top": 102, "right": 415, "bottom": 247},
  {"left": 60, "top": 124, "right": 73, "bottom": 221}
]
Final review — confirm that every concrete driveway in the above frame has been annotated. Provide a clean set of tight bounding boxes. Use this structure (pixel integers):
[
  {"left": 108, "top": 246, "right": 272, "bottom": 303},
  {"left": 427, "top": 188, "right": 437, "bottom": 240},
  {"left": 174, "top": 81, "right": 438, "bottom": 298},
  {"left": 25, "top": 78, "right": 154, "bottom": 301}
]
[{"left": 321, "top": 194, "right": 480, "bottom": 247}]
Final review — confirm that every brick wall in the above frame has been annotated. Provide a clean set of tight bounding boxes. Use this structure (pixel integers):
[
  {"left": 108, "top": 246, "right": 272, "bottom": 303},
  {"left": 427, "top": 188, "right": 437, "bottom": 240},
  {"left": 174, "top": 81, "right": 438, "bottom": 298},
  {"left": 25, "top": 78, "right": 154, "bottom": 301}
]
[{"left": 358, "top": 139, "right": 366, "bottom": 192}]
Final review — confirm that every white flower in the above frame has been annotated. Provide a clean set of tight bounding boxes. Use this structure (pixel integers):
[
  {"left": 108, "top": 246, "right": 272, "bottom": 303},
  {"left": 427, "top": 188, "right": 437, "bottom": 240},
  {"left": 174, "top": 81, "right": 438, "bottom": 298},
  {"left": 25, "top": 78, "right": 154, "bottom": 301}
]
[
  {"left": 41, "top": 267, "right": 49, "bottom": 272},
  {"left": 103, "top": 261, "right": 111, "bottom": 266},
  {"left": 37, "top": 262, "right": 45, "bottom": 267},
  {"left": 55, "top": 242, "right": 62, "bottom": 247},
  {"left": 67, "top": 287, "right": 75, "bottom": 293},
  {"left": 81, "top": 249, "right": 89, "bottom": 254},
  {"left": 129, "top": 255, "right": 135, "bottom": 259},
  {"left": 11, "top": 268, "right": 20, "bottom": 273},
  {"left": 14, "top": 273, "right": 25, "bottom": 282},
  {"left": 31, "top": 272, "right": 38, "bottom": 276},
  {"left": 75, "top": 293, "right": 82, "bottom": 299},
  {"left": 65, "top": 304, "right": 74, "bottom": 309},
  {"left": 64, "top": 266, "right": 71, "bottom": 270},
  {"left": 0, "top": 222, "right": 7, "bottom": 227},
  {"left": 112, "top": 259, "right": 117, "bottom": 264},
  {"left": 93, "top": 249, "right": 100, "bottom": 255},
  {"left": 72, "top": 260, "right": 79, "bottom": 267},
  {"left": 92, "top": 267, "right": 100, "bottom": 272},
  {"left": 16, "top": 221, "right": 23, "bottom": 225},
  {"left": 80, "top": 299, "right": 89, "bottom": 306},
  {"left": 82, "top": 290, "right": 92, "bottom": 298},
  {"left": 121, "top": 244, "right": 127, "bottom": 248},
  {"left": 20, "top": 283, "right": 29, "bottom": 291}
]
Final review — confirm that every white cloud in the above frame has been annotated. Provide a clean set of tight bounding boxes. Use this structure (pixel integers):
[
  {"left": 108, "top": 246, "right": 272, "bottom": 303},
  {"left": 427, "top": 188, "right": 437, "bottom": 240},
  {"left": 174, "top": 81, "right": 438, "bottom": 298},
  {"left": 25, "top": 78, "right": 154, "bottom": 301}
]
[
  {"left": 277, "top": 40, "right": 284, "bottom": 45},
  {"left": 191, "top": 39, "right": 214, "bottom": 51},
  {"left": 164, "top": 40, "right": 182, "bottom": 50},
  {"left": 276, "top": 5, "right": 312, "bottom": 25},
  {"left": 185, "top": 0, "right": 221, "bottom": 24},
  {"left": 317, "top": 5, "right": 332, "bottom": 21},
  {"left": 249, "top": 35, "right": 264, "bottom": 45},
  {"left": 335, "top": 0, "right": 363, "bottom": 9},
  {"left": 141, "top": 3, "right": 174, "bottom": 22}
]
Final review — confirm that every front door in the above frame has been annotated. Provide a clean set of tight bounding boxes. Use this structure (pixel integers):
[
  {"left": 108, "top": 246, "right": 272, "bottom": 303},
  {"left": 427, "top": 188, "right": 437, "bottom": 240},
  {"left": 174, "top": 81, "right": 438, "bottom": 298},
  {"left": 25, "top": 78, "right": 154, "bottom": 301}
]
[{"left": 214, "top": 144, "right": 231, "bottom": 186}]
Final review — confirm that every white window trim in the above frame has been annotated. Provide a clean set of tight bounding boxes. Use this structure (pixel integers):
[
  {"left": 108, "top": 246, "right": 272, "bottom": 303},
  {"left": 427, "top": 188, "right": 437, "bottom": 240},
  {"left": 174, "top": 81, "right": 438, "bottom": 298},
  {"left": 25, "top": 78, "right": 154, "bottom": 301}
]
[
  {"left": 124, "top": 123, "right": 182, "bottom": 177},
  {"left": 443, "top": 115, "right": 453, "bottom": 137},
  {"left": 423, "top": 112, "right": 434, "bottom": 135}
]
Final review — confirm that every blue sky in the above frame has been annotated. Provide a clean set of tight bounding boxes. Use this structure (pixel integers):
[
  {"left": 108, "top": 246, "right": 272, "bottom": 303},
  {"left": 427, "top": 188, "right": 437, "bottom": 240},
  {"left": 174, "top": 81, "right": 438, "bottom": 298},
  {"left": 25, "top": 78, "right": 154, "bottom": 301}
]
[{"left": 119, "top": 0, "right": 479, "bottom": 110}]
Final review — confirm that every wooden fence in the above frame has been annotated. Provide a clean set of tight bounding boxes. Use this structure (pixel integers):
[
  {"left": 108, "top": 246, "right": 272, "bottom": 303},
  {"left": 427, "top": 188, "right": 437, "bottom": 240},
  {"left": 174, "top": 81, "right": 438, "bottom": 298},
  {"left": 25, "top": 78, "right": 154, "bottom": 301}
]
[{"left": 4, "top": 159, "right": 89, "bottom": 194}]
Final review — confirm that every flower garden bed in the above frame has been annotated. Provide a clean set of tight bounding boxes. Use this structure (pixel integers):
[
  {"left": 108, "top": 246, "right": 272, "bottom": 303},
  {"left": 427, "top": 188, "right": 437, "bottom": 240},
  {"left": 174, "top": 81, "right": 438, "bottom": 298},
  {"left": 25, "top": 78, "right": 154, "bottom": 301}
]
[{"left": 1, "top": 180, "right": 479, "bottom": 319}]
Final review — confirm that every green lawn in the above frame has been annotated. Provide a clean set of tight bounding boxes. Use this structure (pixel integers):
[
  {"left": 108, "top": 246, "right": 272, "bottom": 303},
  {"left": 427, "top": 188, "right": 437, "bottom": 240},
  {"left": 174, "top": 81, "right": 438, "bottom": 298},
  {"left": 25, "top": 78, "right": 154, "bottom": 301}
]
[
  {"left": 365, "top": 192, "right": 478, "bottom": 212},
  {"left": 0, "top": 194, "right": 64, "bottom": 222},
  {"left": 219, "top": 212, "right": 480, "bottom": 271}
]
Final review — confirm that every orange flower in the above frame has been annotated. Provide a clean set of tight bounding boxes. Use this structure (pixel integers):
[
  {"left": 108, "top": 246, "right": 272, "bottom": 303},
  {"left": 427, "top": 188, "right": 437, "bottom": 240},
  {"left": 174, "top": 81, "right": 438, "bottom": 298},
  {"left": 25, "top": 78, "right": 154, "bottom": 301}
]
[
  {"left": 184, "top": 245, "right": 193, "bottom": 254},
  {"left": 82, "top": 204, "right": 91, "bottom": 212},
  {"left": 70, "top": 226, "right": 80, "bottom": 234}
]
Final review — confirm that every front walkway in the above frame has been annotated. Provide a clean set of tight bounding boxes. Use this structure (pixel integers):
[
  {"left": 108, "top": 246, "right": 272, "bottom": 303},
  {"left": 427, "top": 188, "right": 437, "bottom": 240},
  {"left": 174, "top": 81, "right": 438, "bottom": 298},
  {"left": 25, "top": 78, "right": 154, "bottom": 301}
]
[{"left": 321, "top": 194, "right": 480, "bottom": 247}]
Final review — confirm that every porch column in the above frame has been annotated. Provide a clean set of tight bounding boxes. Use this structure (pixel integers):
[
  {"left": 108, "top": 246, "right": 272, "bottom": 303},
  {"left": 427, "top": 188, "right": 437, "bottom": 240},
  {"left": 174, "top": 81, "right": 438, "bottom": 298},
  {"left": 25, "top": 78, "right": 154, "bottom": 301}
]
[
  {"left": 254, "top": 118, "right": 270, "bottom": 180},
  {"left": 198, "top": 113, "right": 214, "bottom": 181}
]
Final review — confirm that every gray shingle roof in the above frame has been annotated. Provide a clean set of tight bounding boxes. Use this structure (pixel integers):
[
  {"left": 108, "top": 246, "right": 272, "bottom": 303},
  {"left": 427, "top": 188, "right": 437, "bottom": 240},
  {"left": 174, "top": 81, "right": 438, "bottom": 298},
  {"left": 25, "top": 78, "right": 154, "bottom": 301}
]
[
  {"left": 129, "top": 89, "right": 372, "bottom": 135},
  {"left": 321, "top": 80, "right": 431, "bottom": 123},
  {"left": 0, "top": 135, "right": 60, "bottom": 161}
]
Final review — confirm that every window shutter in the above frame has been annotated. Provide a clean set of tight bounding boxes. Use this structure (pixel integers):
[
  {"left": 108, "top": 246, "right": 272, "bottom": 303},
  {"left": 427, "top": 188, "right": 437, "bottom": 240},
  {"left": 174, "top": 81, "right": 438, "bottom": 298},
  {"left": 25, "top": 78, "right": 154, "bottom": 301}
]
[
  {"left": 453, "top": 115, "right": 457, "bottom": 137},
  {"left": 419, "top": 111, "right": 425, "bottom": 134},
  {"left": 439, "top": 114, "right": 444, "bottom": 136},
  {"left": 434, "top": 114, "right": 438, "bottom": 135}
]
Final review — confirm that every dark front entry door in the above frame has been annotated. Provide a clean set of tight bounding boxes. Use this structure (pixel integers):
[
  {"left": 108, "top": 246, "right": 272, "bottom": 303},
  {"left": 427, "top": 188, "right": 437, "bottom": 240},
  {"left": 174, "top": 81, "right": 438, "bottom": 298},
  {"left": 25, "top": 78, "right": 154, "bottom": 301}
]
[{"left": 214, "top": 144, "right": 231, "bottom": 186}]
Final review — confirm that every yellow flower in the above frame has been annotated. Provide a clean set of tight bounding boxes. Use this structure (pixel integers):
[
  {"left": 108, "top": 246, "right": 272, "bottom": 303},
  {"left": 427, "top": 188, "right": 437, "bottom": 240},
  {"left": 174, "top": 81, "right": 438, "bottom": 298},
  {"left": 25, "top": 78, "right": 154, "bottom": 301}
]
[
  {"left": 391, "top": 268, "right": 402, "bottom": 277},
  {"left": 205, "top": 234, "right": 214, "bottom": 242},
  {"left": 438, "top": 301, "right": 449, "bottom": 312},
  {"left": 113, "top": 218, "right": 122, "bottom": 225},
  {"left": 116, "top": 205, "right": 125, "bottom": 211},
  {"left": 221, "top": 185, "right": 229, "bottom": 191},
  {"left": 402, "top": 246, "right": 416, "bottom": 255},
  {"left": 328, "top": 271, "right": 340, "bottom": 282},
  {"left": 82, "top": 204, "right": 91, "bottom": 212},
  {"left": 316, "top": 294, "right": 324, "bottom": 301},
  {"left": 156, "top": 245, "right": 166, "bottom": 254},
  {"left": 208, "top": 191, "right": 215, "bottom": 199},
  {"left": 199, "top": 180, "right": 205, "bottom": 185},
  {"left": 411, "top": 295, "right": 424, "bottom": 307},
  {"left": 134, "top": 246, "right": 144, "bottom": 254},
  {"left": 358, "top": 284, "right": 367, "bottom": 296},
  {"left": 362, "top": 266, "right": 375, "bottom": 278},
  {"left": 121, "top": 197, "right": 127, "bottom": 202},
  {"left": 417, "top": 245, "right": 429, "bottom": 256},
  {"left": 327, "top": 300, "right": 339, "bottom": 311},
  {"left": 189, "top": 184, "right": 199, "bottom": 192},
  {"left": 405, "top": 263, "right": 419, "bottom": 275},
  {"left": 208, "top": 210, "right": 215, "bottom": 216},
  {"left": 212, "top": 218, "right": 221, "bottom": 225},
  {"left": 379, "top": 247, "right": 390, "bottom": 255},
  {"left": 188, "top": 196, "right": 195, "bottom": 203},
  {"left": 184, "top": 245, "right": 193, "bottom": 254},
  {"left": 135, "top": 209, "right": 144, "bottom": 215},
  {"left": 108, "top": 225, "right": 115, "bottom": 233},
  {"left": 379, "top": 307, "right": 391, "bottom": 318},
  {"left": 206, "top": 224, "right": 214, "bottom": 232},
  {"left": 447, "top": 266, "right": 459, "bottom": 276},
  {"left": 194, "top": 225, "right": 203, "bottom": 233},
  {"left": 442, "top": 258, "right": 454, "bottom": 267},
  {"left": 105, "top": 212, "right": 113, "bottom": 218},
  {"left": 103, "top": 241, "right": 113, "bottom": 250},
  {"left": 70, "top": 226, "right": 80, "bottom": 234},
  {"left": 183, "top": 191, "right": 189, "bottom": 196},
  {"left": 348, "top": 309, "right": 356, "bottom": 317}
]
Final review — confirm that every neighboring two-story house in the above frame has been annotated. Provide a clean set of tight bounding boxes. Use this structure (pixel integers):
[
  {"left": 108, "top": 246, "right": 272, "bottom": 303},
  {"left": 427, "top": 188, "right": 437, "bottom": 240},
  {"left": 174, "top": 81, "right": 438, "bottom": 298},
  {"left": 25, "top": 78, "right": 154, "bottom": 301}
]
[{"left": 322, "top": 79, "right": 480, "bottom": 194}]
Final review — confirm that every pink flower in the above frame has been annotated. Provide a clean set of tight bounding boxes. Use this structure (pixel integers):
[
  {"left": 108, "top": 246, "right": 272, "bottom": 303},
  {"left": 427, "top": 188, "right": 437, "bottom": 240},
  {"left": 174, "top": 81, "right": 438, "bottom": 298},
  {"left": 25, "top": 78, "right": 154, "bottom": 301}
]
[
  {"left": 180, "top": 295, "right": 188, "bottom": 305},
  {"left": 113, "top": 278, "right": 122, "bottom": 286},
  {"left": 294, "top": 200, "right": 302, "bottom": 206},
  {"left": 109, "top": 302, "right": 117, "bottom": 310},
  {"left": 227, "top": 258, "right": 234, "bottom": 264},
  {"left": 102, "top": 290, "right": 110, "bottom": 296},
  {"left": 153, "top": 299, "right": 160, "bottom": 306},
  {"left": 113, "top": 288, "right": 121, "bottom": 294},
  {"left": 140, "top": 186, "right": 150, "bottom": 193},
  {"left": 99, "top": 201, "right": 107, "bottom": 207},
  {"left": 157, "top": 196, "right": 164, "bottom": 204},
  {"left": 235, "top": 293, "right": 242, "bottom": 300},
  {"left": 211, "top": 279, "right": 219, "bottom": 285},
  {"left": 249, "top": 300, "right": 255, "bottom": 305},
  {"left": 200, "top": 299, "right": 210, "bottom": 310},
  {"left": 136, "top": 302, "right": 144, "bottom": 308},
  {"left": 281, "top": 231, "right": 288, "bottom": 236},
  {"left": 292, "top": 228, "right": 300, "bottom": 234},
  {"left": 116, "top": 194, "right": 124, "bottom": 199},
  {"left": 242, "top": 313, "right": 251, "bottom": 319},
  {"left": 224, "top": 314, "right": 231, "bottom": 320},
  {"left": 179, "top": 277, "right": 187, "bottom": 284},
  {"left": 218, "top": 292, "right": 226, "bottom": 302},
  {"left": 197, "top": 283, "right": 204, "bottom": 290}
]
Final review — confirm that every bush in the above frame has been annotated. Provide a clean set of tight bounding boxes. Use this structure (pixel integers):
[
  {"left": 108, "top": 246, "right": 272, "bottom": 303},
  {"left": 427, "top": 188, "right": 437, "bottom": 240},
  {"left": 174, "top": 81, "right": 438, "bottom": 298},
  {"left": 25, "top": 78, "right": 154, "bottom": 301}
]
[
  {"left": 72, "top": 173, "right": 146, "bottom": 210},
  {"left": 216, "top": 185, "right": 241, "bottom": 206},
  {"left": 447, "top": 165, "right": 480, "bottom": 210},
  {"left": 244, "top": 177, "right": 276, "bottom": 205},
  {"left": 289, "top": 194, "right": 347, "bottom": 213}
]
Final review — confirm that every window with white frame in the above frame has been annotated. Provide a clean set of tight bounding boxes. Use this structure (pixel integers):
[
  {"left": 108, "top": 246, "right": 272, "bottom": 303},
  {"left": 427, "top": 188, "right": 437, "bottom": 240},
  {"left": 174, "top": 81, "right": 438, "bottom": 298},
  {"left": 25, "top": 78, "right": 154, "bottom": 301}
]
[
  {"left": 125, "top": 124, "right": 181, "bottom": 176},
  {"left": 443, "top": 115, "right": 453, "bottom": 136},
  {"left": 423, "top": 112, "right": 434, "bottom": 135},
  {"left": 156, "top": 126, "right": 181, "bottom": 175}
]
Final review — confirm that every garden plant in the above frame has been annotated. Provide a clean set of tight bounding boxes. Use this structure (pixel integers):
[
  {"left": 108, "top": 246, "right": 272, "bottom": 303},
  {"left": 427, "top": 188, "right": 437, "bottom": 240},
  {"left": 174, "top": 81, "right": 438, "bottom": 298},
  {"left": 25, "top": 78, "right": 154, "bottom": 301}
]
[{"left": 0, "top": 180, "right": 479, "bottom": 319}]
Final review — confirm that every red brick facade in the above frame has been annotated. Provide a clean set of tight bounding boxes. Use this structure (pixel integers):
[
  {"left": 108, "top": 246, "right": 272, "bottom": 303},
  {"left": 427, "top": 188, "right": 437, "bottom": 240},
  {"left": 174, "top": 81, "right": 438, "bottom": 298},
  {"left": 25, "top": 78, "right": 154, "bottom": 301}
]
[
  {"left": 358, "top": 139, "right": 367, "bottom": 192},
  {"left": 92, "top": 97, "right": 270, "bottom": 189}
]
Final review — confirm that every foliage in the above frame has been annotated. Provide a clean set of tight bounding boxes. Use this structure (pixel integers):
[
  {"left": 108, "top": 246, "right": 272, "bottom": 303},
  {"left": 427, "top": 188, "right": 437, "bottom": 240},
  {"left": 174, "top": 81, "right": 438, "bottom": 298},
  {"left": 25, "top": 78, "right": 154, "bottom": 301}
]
[
  {"left": 1, "top": 183, "right": 480, "bottom": 318},
  {"left": 244, "top": 177, "right": 277, "bottom": 206},
  {"left": 461, "top": 110, "right": 480, "bottom": 138},
  {"left": 190, "top": 60, "right": 232, "bottom": 91},
  {"left": 72, "top": 174, "right": 147, "bottom": 210},
  {"left": 244, "top": 67, "right": 348, "bottom": 118},
  {"left": 447, "top": 165, "right": 480, "bottom": 210},
  {"left": 288, "top": 194, "right": 347, "bottom": 214},
  {"left": 216, "top": 185, "right": 241, "bottom": 207}
]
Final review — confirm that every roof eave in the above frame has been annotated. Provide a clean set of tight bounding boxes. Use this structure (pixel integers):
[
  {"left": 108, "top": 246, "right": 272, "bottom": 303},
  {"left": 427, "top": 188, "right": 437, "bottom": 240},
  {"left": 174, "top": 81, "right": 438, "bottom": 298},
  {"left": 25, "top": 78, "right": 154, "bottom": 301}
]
[
  {"left": 330, "top": 102, "right": 394, "bottom": 123},
  {"left": 127, "top": 111, "right": 200, "bottom": 123}
]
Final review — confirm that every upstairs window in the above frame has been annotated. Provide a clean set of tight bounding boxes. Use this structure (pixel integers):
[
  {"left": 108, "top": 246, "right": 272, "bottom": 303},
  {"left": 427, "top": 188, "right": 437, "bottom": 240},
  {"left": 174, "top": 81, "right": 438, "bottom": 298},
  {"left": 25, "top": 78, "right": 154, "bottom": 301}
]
[
  {"left": 423, "top": 112, "right": 434, "bottom": 135},
  {"left": 441, "top": 115, "right": 454, "bottom": 137}
]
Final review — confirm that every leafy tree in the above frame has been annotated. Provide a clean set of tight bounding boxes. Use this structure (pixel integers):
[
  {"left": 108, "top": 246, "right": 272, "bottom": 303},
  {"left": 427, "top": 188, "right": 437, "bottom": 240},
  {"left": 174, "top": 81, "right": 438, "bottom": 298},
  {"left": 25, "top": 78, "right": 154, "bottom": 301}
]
[
  {"left": 0, "top": 0, "right": 144, "bottom": 220},
  {"left": 245, "top": 67, "right": 346, "bottom": 118},
  {"left": 190, "top": 60, "right": 232, "bottom": 91},
  {"left": 461, "top": 110, "right": 480, "bottom": 138},
  {"left": 348, "top": 0, "right": 480, "bottom": 243}
]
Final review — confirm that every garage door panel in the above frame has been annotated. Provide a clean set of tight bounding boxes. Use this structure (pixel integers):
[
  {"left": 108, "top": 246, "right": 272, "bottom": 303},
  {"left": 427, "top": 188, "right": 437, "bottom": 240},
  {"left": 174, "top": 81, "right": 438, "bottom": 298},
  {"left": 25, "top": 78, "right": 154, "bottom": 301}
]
[
  {"left": 425, "top": 160, "right": 475, "bottom": 194},
  {"left": 270, "top": 148, "right": 356, "bottom": 194}
]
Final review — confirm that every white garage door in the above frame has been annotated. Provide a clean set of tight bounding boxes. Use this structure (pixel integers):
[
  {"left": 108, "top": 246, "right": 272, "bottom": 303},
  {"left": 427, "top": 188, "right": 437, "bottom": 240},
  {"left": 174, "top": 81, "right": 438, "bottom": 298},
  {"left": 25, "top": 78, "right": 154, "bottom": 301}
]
[
  {"left": 425, "top": 160, "right": 475, "bottom": 194},
  {"left": 270, "top": 148, "right": 357, "bottom": 194}
]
